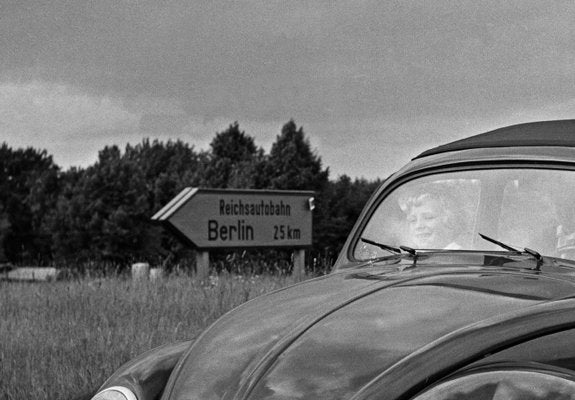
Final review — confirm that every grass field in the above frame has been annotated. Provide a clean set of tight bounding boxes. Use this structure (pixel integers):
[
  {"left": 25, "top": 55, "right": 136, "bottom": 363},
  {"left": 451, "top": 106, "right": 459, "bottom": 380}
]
[{"left": 0, "top": 272, "right": 302, "bottom": 400}]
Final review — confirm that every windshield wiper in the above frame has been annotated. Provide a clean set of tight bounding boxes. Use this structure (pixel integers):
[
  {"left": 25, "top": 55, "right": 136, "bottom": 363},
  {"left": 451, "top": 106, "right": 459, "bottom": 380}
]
[
  {"left": 361, "top": 238, "right": 401, "bottom": 254},
  {"left": 361, "top": 237, "right": 418, "bottom": 256},
  {"left": 478, "top": 233, "right": 521, "bottom": 253},
  {"left": 478, "top": 233, "right": 543, "bottom": 268}
]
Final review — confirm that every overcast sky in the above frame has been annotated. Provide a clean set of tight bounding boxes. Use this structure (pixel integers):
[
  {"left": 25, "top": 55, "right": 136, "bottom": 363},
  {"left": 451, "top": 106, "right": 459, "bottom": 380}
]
[{"left": 1, "top": 1, "right": 574, "bottom": 179}]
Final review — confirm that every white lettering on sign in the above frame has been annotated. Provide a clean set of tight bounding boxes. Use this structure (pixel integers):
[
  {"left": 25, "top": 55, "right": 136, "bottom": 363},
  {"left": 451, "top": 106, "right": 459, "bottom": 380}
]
[{"left": 219, "top": 199, "right": 291, "bottom": 216}]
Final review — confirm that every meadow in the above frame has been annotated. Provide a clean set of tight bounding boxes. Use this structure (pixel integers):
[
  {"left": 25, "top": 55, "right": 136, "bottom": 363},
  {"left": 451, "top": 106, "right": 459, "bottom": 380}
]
[{"left": 0, "top": 272, "right": 303, "bottom": 400}]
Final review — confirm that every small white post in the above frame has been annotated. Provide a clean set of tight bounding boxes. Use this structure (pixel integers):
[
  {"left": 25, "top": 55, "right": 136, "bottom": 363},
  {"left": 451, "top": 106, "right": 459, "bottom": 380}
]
[
  {"left": 149, "top": 267, "right": 164, "bottom": 280},
  {"left": 293, "top": 249, "right": 306, "bottom": 280},
  {"left": 132, "top": 262, "right": 150, "bottom": 281},
  {"left": 196, "top": 250, "right": 210, "bottom": 280}
]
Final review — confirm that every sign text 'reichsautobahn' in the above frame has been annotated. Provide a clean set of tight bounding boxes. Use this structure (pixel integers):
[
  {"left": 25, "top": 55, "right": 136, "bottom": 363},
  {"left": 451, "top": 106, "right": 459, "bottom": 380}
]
[{"left": 219, "top": 199, "right": 291, "bottom": 216}]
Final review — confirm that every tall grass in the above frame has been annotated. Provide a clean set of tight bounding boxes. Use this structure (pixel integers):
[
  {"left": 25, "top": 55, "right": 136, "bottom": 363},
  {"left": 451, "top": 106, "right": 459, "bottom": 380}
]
[{"left": 0, "top": 272, "right": 301, "bottom": 400}]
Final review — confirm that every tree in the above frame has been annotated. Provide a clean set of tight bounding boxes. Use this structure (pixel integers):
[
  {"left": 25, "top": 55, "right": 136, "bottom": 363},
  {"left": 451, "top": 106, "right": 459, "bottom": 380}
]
[
  {"left": 49, "top": 146, "right": 150, "bottom": 263},
  {"left": 123, "top": 138, "right": 204, "bottom": 212},
  {"left": 0, "top": 143, "right": 60, "bottom": 263},
  {"left": 47, "top": 139, "right": 206, "bottom": 267},
  {"left": 203, "top": 122, "right": 265, "bottom": 188},
  {"left": 265, "top": 120, "right": 329, "bottom": 191}
]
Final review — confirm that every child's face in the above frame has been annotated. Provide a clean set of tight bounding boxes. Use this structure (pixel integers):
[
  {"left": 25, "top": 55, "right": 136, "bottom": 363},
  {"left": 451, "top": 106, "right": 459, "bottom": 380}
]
[{"left": 407, "top": 198, "right": 451, "bottom": 248}]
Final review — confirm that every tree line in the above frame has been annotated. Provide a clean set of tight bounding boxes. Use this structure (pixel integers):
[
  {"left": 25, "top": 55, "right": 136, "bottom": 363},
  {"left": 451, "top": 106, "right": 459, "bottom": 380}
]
[{"left": 0, "top": 120, "right": 381, "bottom": 274}]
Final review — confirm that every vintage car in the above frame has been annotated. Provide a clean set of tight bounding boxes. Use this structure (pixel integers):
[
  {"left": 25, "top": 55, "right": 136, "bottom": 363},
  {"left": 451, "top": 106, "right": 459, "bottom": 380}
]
[{"left": 92, "top": 120, "right": 575, "bottom": 400}]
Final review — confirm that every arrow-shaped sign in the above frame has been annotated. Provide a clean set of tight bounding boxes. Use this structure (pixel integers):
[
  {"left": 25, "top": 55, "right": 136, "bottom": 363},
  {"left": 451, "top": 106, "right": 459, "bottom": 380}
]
[{"left": 152, "top": 188, "right": 314, "bottom": 249}]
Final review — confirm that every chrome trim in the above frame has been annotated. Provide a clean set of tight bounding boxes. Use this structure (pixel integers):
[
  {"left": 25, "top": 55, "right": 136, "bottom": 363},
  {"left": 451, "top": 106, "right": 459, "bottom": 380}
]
[{"left": 93, "top": 386, "right": 137, "bottom": 400}]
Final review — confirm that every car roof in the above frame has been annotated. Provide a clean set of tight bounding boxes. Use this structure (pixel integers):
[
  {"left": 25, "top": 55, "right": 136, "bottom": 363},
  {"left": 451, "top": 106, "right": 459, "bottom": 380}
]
[{"left": 415, "top": 119, "right": 575, "bottom": 160}]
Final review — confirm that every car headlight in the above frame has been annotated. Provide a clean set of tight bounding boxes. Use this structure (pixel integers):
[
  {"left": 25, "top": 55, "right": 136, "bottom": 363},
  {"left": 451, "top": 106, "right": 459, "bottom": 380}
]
[{"left": 91, "top": 386, "right": 137, "bottom": 400}]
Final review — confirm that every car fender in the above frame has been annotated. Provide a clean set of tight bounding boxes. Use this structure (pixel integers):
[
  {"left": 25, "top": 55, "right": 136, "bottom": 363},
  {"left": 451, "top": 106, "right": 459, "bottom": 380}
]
[{"left": 95, "top": 340, "right": 192, "bottom": 400}]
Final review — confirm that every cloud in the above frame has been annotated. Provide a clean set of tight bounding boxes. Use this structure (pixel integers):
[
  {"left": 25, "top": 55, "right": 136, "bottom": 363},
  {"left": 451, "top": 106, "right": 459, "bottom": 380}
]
[
  {"left": 0, "top": 80, "right": 291, "bottom": 169},
  {"left": 1, "top": 1, "right": 575, "bottom": 178},
  {"left": 0, "top": 81, "right": 141, "bottom": 166},
  {"left": 2, "top": 0, "right": 574, "bottom": 123},
  {"left": 0, "top": 82, "right": 139, "bottom": 134}
]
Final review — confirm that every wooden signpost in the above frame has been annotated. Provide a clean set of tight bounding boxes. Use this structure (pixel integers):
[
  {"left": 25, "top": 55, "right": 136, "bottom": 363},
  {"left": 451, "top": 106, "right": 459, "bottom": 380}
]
[{"left": 152, "top": 188, "right": 314, "bottom": 279}]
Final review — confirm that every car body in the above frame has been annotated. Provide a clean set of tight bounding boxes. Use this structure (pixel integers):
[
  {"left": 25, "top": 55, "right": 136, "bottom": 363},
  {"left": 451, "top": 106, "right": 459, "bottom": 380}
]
[{"left": 93, "top": 120, "right": 575, "bottom": 400}]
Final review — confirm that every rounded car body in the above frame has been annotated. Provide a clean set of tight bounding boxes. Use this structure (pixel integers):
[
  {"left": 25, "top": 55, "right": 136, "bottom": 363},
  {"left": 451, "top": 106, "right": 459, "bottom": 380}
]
[{"left": 92, "top": 120, "right": 575, "bottom": 400}]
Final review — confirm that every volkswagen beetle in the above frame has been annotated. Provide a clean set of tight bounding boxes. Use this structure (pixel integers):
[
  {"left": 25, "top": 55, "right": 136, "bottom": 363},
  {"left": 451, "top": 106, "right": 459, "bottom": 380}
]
[{"left": 92, "top": 120, "right": 575, "bottom": 400}]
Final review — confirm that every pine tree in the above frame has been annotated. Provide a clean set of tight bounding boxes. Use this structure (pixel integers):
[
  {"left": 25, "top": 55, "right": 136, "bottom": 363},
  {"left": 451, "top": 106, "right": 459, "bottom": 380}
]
[
  {"left": 265, "top": 120, "right": 329, "bottom": 191},
  {"left": 203, "top": 122, "right": 265, "bottom": 188}
]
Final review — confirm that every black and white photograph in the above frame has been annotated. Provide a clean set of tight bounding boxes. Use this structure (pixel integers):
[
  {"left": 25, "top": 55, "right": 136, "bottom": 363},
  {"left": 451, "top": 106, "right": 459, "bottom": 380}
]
[{"left": 2, "top": 2, "right": 575, "bottom": 399}]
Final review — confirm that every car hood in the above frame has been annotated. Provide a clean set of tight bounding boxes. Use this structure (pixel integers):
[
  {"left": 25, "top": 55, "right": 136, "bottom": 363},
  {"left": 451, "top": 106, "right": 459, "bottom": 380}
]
[{"left": 161, "top": 255, "right": 575, "bottom": 400}]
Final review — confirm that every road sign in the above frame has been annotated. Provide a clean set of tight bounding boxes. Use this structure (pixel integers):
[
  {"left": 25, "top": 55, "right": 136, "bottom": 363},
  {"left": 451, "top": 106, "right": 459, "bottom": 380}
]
[{"left": 152, "top": 188, "right": 314, "bottom": 249}]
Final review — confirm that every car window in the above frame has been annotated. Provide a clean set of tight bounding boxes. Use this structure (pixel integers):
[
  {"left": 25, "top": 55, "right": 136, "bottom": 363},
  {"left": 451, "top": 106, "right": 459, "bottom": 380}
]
[
  {"left": 354, "top": 168, "right": 575, "bottom": 261},
  {"left": 412, "top": 369, "right": 575, "bottom": 400}
]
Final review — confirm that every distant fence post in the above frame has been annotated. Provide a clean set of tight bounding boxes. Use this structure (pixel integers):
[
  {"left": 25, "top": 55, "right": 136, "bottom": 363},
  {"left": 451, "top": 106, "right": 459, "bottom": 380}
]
[
  {"left": 132, "top": 262, "right": 150, "bottom": 281},
  {"left": 293, "top": 249, "right": 305, "bottom": 280},
  {"left": 149, "top": 267, "right": 164, "bottom": 280},
  {"left": 196, "top": 250, "right": 210, "bottom": 280}
]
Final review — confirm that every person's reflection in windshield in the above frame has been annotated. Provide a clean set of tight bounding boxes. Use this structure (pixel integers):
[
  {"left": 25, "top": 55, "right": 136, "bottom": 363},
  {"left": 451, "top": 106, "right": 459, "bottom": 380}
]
[{"left": 400, "top": 188, "right": 464, "bottom": 249}]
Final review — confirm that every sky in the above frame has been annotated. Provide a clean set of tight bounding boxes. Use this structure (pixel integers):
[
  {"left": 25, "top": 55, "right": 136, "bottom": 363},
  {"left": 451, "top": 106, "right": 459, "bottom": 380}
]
[{"left": 1, "top": 1, "right": 575, "bottom": 180}]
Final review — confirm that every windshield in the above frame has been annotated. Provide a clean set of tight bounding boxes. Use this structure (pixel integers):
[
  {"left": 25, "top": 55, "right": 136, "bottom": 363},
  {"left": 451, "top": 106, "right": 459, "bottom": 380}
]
[{"left": 354, "top": 168, "right": 575, "bottom": 261}]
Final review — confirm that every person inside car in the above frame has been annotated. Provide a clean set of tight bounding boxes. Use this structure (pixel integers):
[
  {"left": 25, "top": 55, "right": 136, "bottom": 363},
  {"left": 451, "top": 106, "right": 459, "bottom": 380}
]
[{"left": 399, "top": 188, "right": 464, "bottom": 249}]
